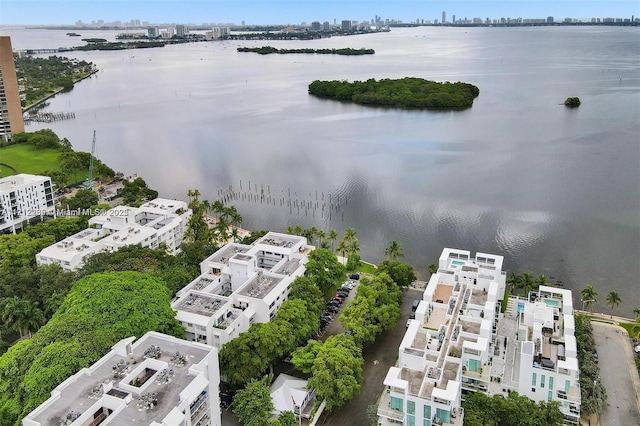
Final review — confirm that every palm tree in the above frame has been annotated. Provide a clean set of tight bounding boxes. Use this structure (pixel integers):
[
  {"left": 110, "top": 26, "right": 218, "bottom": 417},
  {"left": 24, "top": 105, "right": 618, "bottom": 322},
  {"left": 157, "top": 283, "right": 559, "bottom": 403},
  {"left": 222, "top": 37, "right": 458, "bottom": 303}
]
[
  {"left": 1, "top": 297, "right": 44, "bottom": 339},
  {"left": 536, "top": 274, "right": 549, "bottom": 288},
  {"left": 343, "top": 227, "right": 357, "bottom": 243},
  {"left": 21, "top": 303, "right": 45, "bottom": 338},
  {"left": 519, "top": 272, "right": 536, "bottom": 298},
  {"left": 605, "top": 291, "right": 621, "bottom": 318},
  {"left": 506, "top": 272, "right": 521, "bottom": 294},
  {"left": 427, "top": 264, "right": 438, "bottom": 275},
  {"left": 634, "top": 308, "right": 640, "bottom": 321},
  {"left": 302, "top": 228, "right": 315, "bottom": 243},
  {"left": 336, "top": 240, "right": 348, "bottom": 263},
  {"left": 385, "top": 240, "right": 404, "bottom": 261},
  {"left": 327, "top": 229, "right": 338, "bottom": 252},
  {"left": 316, "top": 229, "right": 326, "bottom": 247},
  {"left": 580, "top": 285, "right": 598, "bottom": 312}
]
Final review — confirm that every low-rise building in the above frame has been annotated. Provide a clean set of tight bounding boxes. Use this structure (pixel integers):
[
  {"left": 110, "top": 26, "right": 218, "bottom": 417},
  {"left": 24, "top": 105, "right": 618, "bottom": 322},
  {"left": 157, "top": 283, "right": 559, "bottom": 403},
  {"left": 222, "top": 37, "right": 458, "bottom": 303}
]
[
  {"left": 378, "top": 248, "right": 581, "bottom": 425},
  {"left": 36, "top": 198, "right": 190, "bottom": 270},
  {"left": 270, "top": 373, "right": 316, "bottom": 420},
  {"left": 0, "top": 174, "right": 55, "bottom": 234},
  {"left": 22, "top": 331, "right": 221, "bottom": 426},
  {"left": 172, "top": 232, "right": 312, "bottom": 348}
]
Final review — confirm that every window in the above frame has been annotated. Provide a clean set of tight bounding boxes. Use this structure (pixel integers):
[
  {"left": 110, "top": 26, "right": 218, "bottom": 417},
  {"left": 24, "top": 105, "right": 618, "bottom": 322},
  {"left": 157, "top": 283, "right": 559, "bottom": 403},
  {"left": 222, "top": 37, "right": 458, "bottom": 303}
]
[
  {"left": 549, "top": 377, "right": 554, "bottom": 390},
  {"left": 541, "top": 375, "right": 545, "bottom": 388},
  {"left": 565, "top": 380, "right": 570, "bottom": 393},
  {"left": 423, "top": 420, "right": 432, "bottom": 426},
  {"left": 407, "top": 415, "right": 415, "bottom": 426},
  {"left": 436, "top": 408, "right": 450, "bottom": 424},
  {"left": 423, "top": 405, "right": 431, "bottom": 419},
  {"left": 390, "top": 396, "right": 403, "bottom": 411},
  {"left": 532, "top": 372, "right": 537, "bottom": 386},
  {"left": 468, "top": 358, "right": 481, "bottom": 372},
  {"left": 407, "top": 400, "right": 415, "bottom": 415},
  {"left": 548, "top": 390, "right": 553, "bottom": 401}
]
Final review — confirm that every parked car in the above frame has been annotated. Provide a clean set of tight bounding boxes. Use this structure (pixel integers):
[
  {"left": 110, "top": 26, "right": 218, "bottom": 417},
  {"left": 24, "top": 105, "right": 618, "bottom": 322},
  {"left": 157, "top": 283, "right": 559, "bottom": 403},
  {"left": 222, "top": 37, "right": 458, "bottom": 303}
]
[
  {"left": 339, "top": 286, "right": 351, "bottom": 293},
  {"left": 220, "top": 393, "right": 232, "bottom": 409},
  {"left": 635, "top": 344, "right": 640, "bottom": 353},
  {"left": 349, "top": 273, "right": 360, "bottom": 280},
  {"left": 327, "top": 300, "right": 339, "bottom": 307},
  {"left": 593, "top": 352, "right": 599, "bottom": 363},
  {"left": 337, "top": 291, "right": 349, "bottom": 298},
  {"left": 333, "top": 295, "right": 344, "bottom": 302},
  {"left": 327, "top": 305, "right": 339, "bottom": 313}
]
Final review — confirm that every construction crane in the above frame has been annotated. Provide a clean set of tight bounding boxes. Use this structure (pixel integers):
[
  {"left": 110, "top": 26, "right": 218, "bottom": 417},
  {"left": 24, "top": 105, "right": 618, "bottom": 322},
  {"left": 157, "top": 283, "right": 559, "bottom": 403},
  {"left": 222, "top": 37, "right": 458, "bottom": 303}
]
[{"left": 83, "top": 130, "right": 96, "bottom": 190}]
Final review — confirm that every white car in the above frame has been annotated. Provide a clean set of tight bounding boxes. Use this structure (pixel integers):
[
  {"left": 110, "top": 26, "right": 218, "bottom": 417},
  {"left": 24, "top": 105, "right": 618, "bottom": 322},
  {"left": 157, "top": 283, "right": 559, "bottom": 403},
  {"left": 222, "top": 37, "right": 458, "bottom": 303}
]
[{"left": 635, "top": 344, "right": 640, "bottom": 354}]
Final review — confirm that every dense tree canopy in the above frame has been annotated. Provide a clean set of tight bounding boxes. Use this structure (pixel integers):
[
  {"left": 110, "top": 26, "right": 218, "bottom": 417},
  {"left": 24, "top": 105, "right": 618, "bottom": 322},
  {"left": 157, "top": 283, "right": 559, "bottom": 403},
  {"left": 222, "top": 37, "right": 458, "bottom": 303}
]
[
  {"left": 232, "top": 376, "right": 274, "bottom": 426},
  {"left": 304, "top": 248, "right": 346, "bottom": 297},
  {"left": 463, "top": 391, "right": 564, "bottom": 425},
  {"left": 376, "top": 259, "right": 417, "bottom": 288},
  {"left": 309, "top": 77, "right": 480, "bottom": 109},
  {"left": 308, "top": 334, "right": 363, "bottom": 411},
  {"left": 238, "top": 46, "right": 375, "bottom": 55}
]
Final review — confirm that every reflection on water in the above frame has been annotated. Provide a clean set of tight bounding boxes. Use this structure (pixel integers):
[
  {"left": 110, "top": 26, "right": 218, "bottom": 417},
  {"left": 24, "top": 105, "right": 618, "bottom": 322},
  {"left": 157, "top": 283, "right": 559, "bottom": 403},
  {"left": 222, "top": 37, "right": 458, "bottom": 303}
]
[{"left": 8, "top": 26, "right": 639, "bottom": 315}]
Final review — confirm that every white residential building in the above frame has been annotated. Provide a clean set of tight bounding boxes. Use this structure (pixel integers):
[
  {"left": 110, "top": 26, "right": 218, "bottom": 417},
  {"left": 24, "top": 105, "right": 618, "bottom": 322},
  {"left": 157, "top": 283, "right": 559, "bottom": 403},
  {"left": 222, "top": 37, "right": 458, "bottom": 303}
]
[
  {"left": 378, "top": 248, "right": 581, "bottom": 425},
  {"left": 22, "top": 331, "right": 221, "bottom": 426},
  {"left": 378, "top": 248, "right": 506, "bottom": 426},
  {"left": 36, "top": 198, "right": 191, "bottom": 270},
  {"left": 270, "top": 373, "right": 316, "bottom": 420},
  {"left": 0, "top": 174, "right": 55, "bottom": 233},
  {"left": 172, "top": 232, "right": 312, "bottom": 349},
  {"left": 510, "top": 286, "right": 581, "bottom": 424}
]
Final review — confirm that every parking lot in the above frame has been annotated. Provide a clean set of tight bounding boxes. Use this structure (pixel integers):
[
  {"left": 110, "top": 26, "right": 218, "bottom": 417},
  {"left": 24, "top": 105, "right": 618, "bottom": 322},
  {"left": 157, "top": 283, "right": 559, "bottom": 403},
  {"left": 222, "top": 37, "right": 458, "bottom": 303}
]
[{"left": 592, "top": 322, "right": 640, "bottom": 426}]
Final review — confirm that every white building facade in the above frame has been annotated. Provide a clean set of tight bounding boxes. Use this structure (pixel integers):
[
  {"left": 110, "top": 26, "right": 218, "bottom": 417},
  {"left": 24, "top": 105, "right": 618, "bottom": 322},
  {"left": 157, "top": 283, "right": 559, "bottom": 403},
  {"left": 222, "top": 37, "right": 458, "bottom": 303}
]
[
  {"left": 0, "top": 174, "right": 55, "bottom": 233},
  {"left": 36, "top": 198, "right": 191, "bottom": 270},
  {"left": 378, "top": 248, "right": 581, "bottom": 425},
  {"left": 172, "top": 232, "right": 312, "bottom": 349},
  {"left": 23, "top": 331, "right": 221, "bottom": 426}
]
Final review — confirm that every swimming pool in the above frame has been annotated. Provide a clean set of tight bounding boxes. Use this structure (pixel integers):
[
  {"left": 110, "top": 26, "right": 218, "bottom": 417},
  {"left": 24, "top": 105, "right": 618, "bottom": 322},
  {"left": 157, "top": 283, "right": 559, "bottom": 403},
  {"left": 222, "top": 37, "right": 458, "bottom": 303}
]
[
  {"left": 544, "top": 299, "right": 560, "bottom": 308},
  {"left": 450, "top": 260, "right": 465, "bottom": 267},
  {"left": 517, "top": 302, "right": 524, "bottom": 313}
]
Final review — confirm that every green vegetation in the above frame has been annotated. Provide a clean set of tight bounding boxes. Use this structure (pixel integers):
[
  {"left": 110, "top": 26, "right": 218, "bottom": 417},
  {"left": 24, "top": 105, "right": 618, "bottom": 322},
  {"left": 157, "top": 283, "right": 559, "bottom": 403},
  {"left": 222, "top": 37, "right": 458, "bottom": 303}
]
[
  {"left": 238, "top": 46, "right": 375, "bottom": 55},
  {"left": 384, "top": 240, "right": 404, "bottom": 261},
  {"left": 0, "top": 130, "right": 115, "bottom": 187},
  {"left": 355, "top": 261, "right": 377, "bottom": 274},
  {"left": 120, "top": 177, "right": 159, "bottom": 207},
  {"left": 232, "top": 375, "right": 274, "bottom": 426},
  {"left": 73, "top": 41, "right": 166, "bottom": 51},
  {"left": 574, "top": 315, "right": 607, "bottom": 416},
  {"left": 376, "top": 260, "right": 416, "bottom": 288},
  {"left": 580, "top": 284, "right": 598, "bottom": 312},
  {"left": 605, "top": 291, "right": 622, "bottom": 318},
  {"left": 0, "top": 271, "right": 184, "bottom": 424},
  {"left": 304, "top": 248, "right": 346, "bottom": 297},
  {"left": 463, "top": 391, "right": 564, "bottom": 425},
  {"left": 564, "top": 97, "right": 581, "bottom": 107},
  {"left": 506, "top": 272, "right": 551, "bottom": 297},
  {"left": 14, "top": 55, "right": 95, "bottom": 108},
  {"left": 339, "top": 273, "right": 402, "bottom": 345},
  {"left": 308, "top": 77, "right": 480, "bottom": 109}
]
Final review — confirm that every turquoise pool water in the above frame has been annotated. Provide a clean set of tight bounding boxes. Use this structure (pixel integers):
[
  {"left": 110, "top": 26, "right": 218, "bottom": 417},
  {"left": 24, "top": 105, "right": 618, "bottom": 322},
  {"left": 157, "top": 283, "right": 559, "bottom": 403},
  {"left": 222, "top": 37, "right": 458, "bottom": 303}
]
[
  {"left": 517, "top": 303, "right": 524, "bottom": 313},
  {"left": 451, "top": 260, "right": 465, "bottom": 267},
  {"left": 544, "top": 299, "right": 560, "bottom": 307}
]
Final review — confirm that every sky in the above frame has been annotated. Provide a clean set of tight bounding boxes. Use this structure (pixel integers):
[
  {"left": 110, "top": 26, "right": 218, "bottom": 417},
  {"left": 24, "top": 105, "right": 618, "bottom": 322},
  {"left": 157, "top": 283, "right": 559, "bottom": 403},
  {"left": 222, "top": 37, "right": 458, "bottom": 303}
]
[{"left": 1, "top": 0, "right": 639, "bottom": 26}]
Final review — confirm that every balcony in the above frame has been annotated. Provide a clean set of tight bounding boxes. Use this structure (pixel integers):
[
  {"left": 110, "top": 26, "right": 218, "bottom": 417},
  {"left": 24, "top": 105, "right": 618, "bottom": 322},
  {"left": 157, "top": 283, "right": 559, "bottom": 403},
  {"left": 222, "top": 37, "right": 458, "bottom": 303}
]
[{"left": 377, "top": 391, "right": 404, "bottom": 422}]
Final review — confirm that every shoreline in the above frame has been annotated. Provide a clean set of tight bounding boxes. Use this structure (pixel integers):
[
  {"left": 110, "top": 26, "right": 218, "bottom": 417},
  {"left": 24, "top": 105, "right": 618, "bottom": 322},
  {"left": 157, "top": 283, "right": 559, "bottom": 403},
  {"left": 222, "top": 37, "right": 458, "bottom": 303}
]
[{"left": 23, "top": 68, "right": 99, "bottom": 114}]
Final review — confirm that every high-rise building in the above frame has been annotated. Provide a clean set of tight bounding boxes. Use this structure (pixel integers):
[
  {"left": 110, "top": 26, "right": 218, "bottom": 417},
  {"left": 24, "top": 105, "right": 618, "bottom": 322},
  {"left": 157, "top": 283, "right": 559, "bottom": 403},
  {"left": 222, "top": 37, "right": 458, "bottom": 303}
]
[
  {"left": 0, "top": 174, "right": 55, "bottom": 234},
  {"left": 442, "top": 11, "right": 446, "bottom": 24},
  {"left": 0, "top": 36, "right": 25, "bottom": 142},
  {"left": 341, "top": 20, "right": 352, "bottom": 31},
  {"left": 176, "top": 24, "right": 188, "bottom": 38}
]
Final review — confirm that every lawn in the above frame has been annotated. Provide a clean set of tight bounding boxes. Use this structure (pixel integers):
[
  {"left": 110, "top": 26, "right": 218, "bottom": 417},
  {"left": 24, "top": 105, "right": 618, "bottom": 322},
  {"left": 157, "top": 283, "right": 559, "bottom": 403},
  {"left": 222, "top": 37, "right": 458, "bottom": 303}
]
[
  {"left": 0, "top": 144, "right": 87, "bottom": 183},
  {"left": 356, "top": 261, "right": 377, "bottom": 274}
]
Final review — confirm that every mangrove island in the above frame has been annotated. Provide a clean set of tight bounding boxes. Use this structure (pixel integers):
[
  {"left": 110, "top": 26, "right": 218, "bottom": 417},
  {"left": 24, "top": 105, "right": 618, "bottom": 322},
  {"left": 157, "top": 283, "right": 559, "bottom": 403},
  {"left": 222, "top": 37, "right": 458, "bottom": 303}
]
[
  {"left": 237, "top": 46, "right": 375, "bottom": 55},
  {"left": 308, "top": 77, "right": 480, "bottom": 109}
]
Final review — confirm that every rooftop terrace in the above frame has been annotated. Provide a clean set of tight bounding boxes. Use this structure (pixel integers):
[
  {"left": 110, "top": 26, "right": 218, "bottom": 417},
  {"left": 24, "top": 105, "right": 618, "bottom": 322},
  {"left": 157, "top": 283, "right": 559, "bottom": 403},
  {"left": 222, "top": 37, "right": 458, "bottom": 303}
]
[
  {"left": 239, "top": 273, "right": 283, "bottom": 299},
  {"left": 175, "top": 292, "right": 227, "bottom": 317}
]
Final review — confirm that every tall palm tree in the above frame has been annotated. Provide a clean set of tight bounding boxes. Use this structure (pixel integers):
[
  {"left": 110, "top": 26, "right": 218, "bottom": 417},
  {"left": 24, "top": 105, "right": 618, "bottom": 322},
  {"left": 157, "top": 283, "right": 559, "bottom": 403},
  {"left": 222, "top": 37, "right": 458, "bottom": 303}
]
[
  {"left": 21, "top": 303, "right": 45, "bottom": 338},
  {"left": 1, "top": 297, "right": 44, "bottom": 339},
  {"left": 301, "top": 228, "right": 314, "bottom": 243},
  {"left": 536, "top": 274, "right": 549, "bottom": 288},
  {"left": 519, "top": 272, "right": 536, "bottom": 298},
  {"left": 327, "top": 229, "right": 338, "bottom": 252},
  {"left": 336, "top": 240, "right": 348, "bottom": 262},
  {"left": 316, "top": 229, "right": 326, "bottom": 247},
  {"left": 580, "top": 285, "right": 598, "bottom": 312},
  {"left": 343, "top": 227, "right": 357, "bottom": 243},
  {"left": 506, "top": 272, "right": 521, "bottom": 294},
  {"left": 605, "top": 291, "right": 622, "bottom": 319},
  {"left": 385, "top": 240, "right": 404, "bottom": 261}
]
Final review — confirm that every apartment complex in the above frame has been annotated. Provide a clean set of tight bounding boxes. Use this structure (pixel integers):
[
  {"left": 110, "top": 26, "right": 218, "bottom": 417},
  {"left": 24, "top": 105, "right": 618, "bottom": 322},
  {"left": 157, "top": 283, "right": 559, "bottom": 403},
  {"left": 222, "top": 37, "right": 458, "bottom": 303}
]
[
  {"left": 0, "top": 36, "right": 24, "bottom": 141},
  {"left": 22, "top": 331, "right": 221, "bottom": 426},
  {"left": 378, "top": 248, "right": 581, "bottom": 425},
  {"left": 36, "top": 198, "right": 191, "bottom": 270},
  {"left": 378, "top": 248, "right": 506, "bottom": 426},
  {"left": 172, "top": 232, "right": 312, "bottom": 349},
  {"left": 0, "top": 174, "right": 55, "bottom": 234}
]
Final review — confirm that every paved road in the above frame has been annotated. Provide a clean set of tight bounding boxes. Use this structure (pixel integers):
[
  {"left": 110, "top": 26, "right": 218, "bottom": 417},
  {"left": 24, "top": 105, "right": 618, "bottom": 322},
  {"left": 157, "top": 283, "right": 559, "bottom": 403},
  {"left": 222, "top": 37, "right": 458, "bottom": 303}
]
[
  {"left": 592, "top": 322, "right": 640, "bottom": 426},
  {"left": 320, "top": 288, "right": 424, "bottom": 426}
]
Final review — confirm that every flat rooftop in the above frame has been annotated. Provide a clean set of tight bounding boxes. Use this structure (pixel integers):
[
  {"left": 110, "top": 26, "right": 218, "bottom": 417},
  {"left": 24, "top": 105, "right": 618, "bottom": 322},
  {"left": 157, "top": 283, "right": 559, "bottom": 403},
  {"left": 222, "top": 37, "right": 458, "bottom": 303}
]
[
  {"left": 433, "top": 283, "right": 454, "bottom": 303},
  {"left": 208, "top": 244, "right": 250, "bottom": 265},
  {"left": 272, "top": 258, "right": 301, "bottom": 276},
  {"left": 175, "top": 292, "right": 227, "bottom": 317},
  {"left": 239, "top": 273, "right": 283, "bottom": 299},
  {"left": 258, "top": 234, "right": 302, "bottom": 248},
  {"left": 30, "top": 333, "right": 212, "bottom": 425}
]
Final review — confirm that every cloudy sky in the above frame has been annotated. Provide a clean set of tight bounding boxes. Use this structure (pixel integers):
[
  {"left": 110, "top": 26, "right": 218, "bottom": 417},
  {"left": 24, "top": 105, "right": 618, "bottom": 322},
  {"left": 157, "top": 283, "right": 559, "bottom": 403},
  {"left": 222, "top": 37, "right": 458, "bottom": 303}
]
[{"left": 1, "top": 0, "right": 638, "bottom": 25}]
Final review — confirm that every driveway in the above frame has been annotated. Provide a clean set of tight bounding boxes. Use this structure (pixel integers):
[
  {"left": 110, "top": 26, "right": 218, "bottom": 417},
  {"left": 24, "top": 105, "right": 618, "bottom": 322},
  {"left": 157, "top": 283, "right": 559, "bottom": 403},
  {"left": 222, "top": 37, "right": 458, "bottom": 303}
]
[
  {"left": 320, "top": 288, "right": 424, "bottom": 426},
  {"left": 592, "top": 322, "right": 640, "bottom": 426}
]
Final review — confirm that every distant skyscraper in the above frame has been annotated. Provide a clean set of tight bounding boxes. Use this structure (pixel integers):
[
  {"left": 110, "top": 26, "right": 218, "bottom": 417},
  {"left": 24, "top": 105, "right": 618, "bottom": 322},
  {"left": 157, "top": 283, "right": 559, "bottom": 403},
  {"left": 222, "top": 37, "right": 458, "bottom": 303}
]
[
  {"left": 0, "top": 36, "right": 24, "bottom": 142},
  {"left": 341, "top": 20, "right": 352, "bottom": 31},
  {"left": 452, "top": 14, "right": 456, "bottom": 24},
  {"left": 442, "top": 11, "right": 446, "bottom": 24},
  {"left": 175, "top": 24, "right": 188, "bottom": 38}
]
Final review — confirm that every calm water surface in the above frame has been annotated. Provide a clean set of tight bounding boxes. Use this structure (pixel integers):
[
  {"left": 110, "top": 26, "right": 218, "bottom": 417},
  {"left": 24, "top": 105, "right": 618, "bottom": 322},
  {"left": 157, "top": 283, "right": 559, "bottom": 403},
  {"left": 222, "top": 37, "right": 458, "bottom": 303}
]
[{"left": 3, "top": 26, "right": 639, "bottom": 315}]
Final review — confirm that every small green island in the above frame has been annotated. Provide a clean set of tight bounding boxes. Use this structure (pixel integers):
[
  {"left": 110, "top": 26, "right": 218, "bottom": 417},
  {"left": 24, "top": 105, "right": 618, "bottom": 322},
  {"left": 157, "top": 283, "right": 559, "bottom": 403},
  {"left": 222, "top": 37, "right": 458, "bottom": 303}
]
[
  {"left": 237, "top": 46, "right": 375, "bottom": 55},
  {"left": 308, "top": 77, "right": 480, "bottom": 109},
  {"left": 564, "top": 97, "right": 581, "bottom": 107}
]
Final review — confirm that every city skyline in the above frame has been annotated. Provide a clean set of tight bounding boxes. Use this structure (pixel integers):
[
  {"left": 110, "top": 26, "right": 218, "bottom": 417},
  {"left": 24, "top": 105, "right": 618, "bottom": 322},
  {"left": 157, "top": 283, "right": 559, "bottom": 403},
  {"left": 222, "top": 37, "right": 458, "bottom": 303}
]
[{"left": 1, "top": 0, "right": 638, "bottom": 26}]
